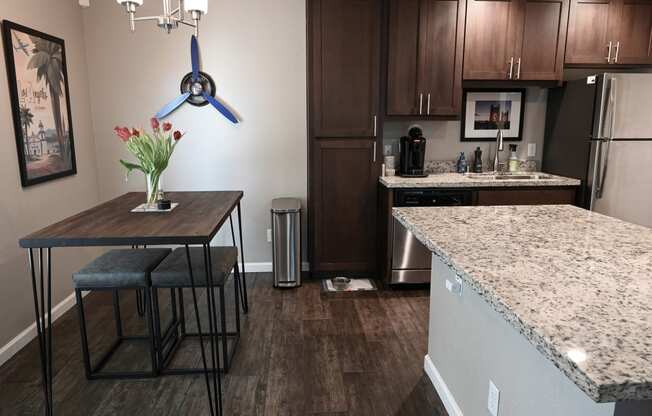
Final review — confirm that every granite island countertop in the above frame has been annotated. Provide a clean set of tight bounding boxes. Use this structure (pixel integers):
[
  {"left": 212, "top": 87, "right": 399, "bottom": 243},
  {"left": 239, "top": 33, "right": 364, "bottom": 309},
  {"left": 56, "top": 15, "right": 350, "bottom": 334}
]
[
  {"left": 393, "top": 205, "right": 652, "bottom": 403},
  {"left": 380, "top": 172, "right": 581, "bottom": 188}
]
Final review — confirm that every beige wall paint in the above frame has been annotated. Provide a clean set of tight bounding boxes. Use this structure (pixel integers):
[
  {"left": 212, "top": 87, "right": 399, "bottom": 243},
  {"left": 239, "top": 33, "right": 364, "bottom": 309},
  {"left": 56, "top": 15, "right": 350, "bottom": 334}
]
[
  {"left": 383, "top": 87, "right": 548, "bottom": 168},
  {"left": 82, "top": 0, "right": 308, "bottom": 262},
  {"left": 0, "top": 1, "right": 101, "bottom": 347}
]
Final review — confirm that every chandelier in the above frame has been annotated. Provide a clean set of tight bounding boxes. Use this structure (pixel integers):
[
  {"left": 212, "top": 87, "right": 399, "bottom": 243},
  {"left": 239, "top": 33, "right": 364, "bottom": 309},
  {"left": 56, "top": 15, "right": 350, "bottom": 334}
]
[{"left": 115, "top": 0, "right": 208, "bottom": 37}]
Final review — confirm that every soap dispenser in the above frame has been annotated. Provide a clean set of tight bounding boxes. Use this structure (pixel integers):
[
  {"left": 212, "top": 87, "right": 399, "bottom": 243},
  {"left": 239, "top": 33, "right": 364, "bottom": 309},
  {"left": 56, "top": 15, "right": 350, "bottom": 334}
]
[
  {"left": 456, "top": 152, "right": 468, "bottom": 173},
  {"left": 473, "top": 147, "right": 483, "bottom": 173},
  {"left": 508, "top": 144, "right": 519, "bottom": 172}
]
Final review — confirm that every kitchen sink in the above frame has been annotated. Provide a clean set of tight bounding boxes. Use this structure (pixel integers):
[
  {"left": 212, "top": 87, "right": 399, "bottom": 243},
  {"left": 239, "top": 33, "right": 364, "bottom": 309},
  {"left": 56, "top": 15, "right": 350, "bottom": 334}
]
[
  {"left": 465, "top": 173, "right": 552, "bottom": 180},
  {"left": 495, "top": 174, "right": 551, "bottom": 180}
]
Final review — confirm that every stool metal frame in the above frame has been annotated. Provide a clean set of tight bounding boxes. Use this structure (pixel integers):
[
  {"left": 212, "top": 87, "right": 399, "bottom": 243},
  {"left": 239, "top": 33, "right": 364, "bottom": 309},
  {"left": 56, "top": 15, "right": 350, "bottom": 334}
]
[
  {"left": 152, "top": 247, "right": 242, "bottom": 374},
  {"left": 75, "top": 287, "right": 159, "bottom": 379}
]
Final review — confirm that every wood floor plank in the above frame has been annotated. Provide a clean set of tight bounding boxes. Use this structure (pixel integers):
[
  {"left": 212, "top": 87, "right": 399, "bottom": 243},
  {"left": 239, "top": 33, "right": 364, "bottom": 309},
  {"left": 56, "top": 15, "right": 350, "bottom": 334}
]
[
  {"left": 0, "top": 275, "right": 444, "bottom": 416},
  {"left": 303, "top": 336, "right": 348, "bottom": 414}
]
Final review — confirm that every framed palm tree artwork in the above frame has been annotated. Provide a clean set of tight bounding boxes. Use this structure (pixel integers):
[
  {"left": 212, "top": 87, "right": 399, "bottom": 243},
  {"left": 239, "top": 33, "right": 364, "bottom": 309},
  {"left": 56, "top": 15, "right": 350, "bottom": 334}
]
[{"left": 2, "top": 20, "right": 77, "bottom": 187}]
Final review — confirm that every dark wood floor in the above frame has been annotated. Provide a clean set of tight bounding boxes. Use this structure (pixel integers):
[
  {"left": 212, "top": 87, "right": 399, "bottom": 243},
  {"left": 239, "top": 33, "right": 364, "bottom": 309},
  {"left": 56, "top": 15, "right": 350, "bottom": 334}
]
[{"left": 0, "top": 273, "right": 446, "bottom": 415}]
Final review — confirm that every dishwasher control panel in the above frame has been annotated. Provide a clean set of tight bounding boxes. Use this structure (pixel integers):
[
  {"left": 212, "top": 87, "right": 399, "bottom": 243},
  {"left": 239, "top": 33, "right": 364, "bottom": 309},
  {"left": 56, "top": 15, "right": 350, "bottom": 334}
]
[{"left": 394, "top": 189, "right": 472, "bottom": 207}]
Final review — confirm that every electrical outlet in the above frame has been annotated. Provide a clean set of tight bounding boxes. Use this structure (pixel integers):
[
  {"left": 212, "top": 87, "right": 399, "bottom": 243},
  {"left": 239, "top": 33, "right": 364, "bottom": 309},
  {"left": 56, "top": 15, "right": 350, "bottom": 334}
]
[
  {"left": 267, "top": 229, "right": 272, "bottom": 243},
  {"left": 384, "top": 144, "right": 393, "bottom": 155},
  {"left": 488, "top": 380, "right": 500, "bottom": 416},
  {"left": 527, "top": 143, "right": 536, "bottom": 158}
]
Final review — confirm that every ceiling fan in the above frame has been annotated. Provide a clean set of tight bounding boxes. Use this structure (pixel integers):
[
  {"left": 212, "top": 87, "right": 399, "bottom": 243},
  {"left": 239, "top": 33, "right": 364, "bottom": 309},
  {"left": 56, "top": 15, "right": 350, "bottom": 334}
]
[{"left": 156, "top": 35, "right": 239, "bottom": 124}]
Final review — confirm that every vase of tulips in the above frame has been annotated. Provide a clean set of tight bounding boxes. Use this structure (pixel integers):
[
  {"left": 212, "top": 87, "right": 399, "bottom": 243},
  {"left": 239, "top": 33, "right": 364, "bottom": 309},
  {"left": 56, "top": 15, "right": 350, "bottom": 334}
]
[{"left": 114, "top": 118, "right": 184, "bottom": 206}]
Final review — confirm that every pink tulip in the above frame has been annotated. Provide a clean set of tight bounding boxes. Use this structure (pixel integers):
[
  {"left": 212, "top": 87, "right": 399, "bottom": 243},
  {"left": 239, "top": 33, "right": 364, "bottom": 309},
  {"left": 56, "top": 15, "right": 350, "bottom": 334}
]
[
  {"left": 163, "top": 122, "right": 172, "bottom": 132},
  {"left": 173, "top": 130, "right": 183, "bottom": 141},
  {"left": 114, "top": 126, "right": 131, "bottom": 142},
  {"left": 150, "top": 117, "right": 160, "bottom": 131}
]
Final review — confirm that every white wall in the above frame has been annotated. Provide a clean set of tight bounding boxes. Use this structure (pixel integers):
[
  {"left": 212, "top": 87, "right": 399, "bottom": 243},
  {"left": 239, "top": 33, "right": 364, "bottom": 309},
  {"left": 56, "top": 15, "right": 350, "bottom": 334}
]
[
  {"left": 383, "top": 87, "right": 548, "bottom": 167},
  {"left": 82, "top": 0, "right": 308, "bottom": 263},
  {"left": 0, "top": 0, "right": 101, "bottom": 347}
]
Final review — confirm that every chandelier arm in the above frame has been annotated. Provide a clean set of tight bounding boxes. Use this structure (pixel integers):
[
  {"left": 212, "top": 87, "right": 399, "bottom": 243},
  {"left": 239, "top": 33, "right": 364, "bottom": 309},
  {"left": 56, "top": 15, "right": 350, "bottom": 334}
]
[
  {"left": 133, "top": 15, "right": 163, "bottom": 22},
  {"left": 177, "top": 20, "right": 197, "bottom": 28}
]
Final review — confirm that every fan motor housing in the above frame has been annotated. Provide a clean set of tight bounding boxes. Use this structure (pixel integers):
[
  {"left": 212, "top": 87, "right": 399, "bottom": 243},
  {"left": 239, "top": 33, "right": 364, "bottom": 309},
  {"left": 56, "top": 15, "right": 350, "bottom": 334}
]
[{"left": 180, "top": 71, "right": 216, "bottom": 107}]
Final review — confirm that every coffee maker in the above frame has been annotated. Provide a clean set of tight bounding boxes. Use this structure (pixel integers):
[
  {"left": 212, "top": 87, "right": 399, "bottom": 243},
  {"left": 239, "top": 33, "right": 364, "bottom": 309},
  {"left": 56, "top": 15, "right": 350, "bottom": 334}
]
[{"left": 399, "top": 126, "right": 427, "bottom": 177}]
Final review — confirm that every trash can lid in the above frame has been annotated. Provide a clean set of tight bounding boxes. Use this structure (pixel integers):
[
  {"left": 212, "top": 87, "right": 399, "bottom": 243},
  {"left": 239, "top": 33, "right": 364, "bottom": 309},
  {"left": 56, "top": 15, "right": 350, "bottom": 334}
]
[{"left": 271, "top": 198, "right": 301, "bottom": 213}]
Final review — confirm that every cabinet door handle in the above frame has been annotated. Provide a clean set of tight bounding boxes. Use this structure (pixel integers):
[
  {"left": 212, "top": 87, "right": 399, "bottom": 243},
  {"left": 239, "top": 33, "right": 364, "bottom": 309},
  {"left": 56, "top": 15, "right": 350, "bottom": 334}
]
[
  {"left": 508, "top": 57, "right": 514, "bottom": 79},
  {"left": 516, "top": 58, "right": 521, "bottom": 80},
  {"left": 373, "top": 115, "right": 377, "bottom": 137},
  {"left": 419, "top": 93, "right": 423, "bottom": 115},
  {"left": 373, "top": 141, "right": 377, "bottom": 163},
  {"left": 614, "top": 41, "right": 620, "bottom": 63},
  {"left": 606, "top": 41, "right": 613, "bottom": 63},
  {"left": 426, "top": 93, "right": 431, "bottom": 115}
]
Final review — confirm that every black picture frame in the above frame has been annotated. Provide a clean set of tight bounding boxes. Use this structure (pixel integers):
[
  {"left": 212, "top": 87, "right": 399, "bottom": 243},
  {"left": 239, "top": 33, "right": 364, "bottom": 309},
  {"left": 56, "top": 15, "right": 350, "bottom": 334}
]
[
  {"left": 2, "top": 20, "right": 77, "bottom": 187},
  {"left": 460, "top": 88, "right": 526, "bottom": 142}
]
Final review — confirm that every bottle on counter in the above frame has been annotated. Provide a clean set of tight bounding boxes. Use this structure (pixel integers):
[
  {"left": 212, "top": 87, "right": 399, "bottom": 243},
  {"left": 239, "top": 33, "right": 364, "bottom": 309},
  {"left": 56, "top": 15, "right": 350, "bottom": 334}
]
[
  {"left": 456, "top": 152, "right": 468, "bottom": 173},
  {"left": 473, "top": 147, "right": 483, "bottom": 173},
  {"left": 508, "top": 144, "right": 519, "bottom": 172}
]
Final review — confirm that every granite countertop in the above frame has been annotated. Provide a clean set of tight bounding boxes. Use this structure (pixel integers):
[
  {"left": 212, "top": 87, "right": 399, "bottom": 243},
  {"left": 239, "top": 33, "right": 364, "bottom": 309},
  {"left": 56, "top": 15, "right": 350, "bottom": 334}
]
[
  {"left": 393, "top": 205, "right": 652, "bottom": 403},
  {"left": 380, "top": 172, "right": 581, "bottom": 188}
]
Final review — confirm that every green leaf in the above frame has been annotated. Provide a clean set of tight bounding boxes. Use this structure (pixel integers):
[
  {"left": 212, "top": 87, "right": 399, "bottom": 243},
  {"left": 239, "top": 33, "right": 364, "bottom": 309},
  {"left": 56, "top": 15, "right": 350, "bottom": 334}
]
[{"left": 119, "top": 160, "right": 144, "bottom": 176}]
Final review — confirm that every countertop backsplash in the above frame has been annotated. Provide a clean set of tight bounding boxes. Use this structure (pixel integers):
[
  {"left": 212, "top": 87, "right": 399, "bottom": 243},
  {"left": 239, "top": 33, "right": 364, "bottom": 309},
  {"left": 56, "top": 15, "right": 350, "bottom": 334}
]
[
  {"left": 382, "top": 86, "right": 548, "bottom": 173},
  {"left": 420, "top": 159, "right": 539, "bottom": 174}
]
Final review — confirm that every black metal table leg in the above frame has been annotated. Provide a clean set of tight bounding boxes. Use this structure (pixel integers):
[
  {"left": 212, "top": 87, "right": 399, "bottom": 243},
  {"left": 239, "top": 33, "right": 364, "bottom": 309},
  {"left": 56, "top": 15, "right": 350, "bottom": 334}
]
[
  {"left": 204, "top": 245, "right": 223, "bottom": 415},
  {"left": 230, "top": 203, "right": 248, "bottom": 313},
  {"left": 184, "top": 245, "right": 221, "bottom": 416},
  {"left": 28, "top": 248, "right": 54, "bottom": 416}
]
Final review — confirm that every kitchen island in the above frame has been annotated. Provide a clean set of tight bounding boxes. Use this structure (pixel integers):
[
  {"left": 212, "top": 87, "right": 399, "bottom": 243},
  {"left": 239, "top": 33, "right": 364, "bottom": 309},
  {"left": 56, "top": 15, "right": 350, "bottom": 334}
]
[{"left": 393, "top": 205, "right": 652, "bottom": 416}]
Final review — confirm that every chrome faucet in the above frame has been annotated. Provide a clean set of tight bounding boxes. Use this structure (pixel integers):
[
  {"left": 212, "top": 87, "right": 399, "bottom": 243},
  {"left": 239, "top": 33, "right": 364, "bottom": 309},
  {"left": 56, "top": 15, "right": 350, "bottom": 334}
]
[{"left": 493, "top": 129, "right": 504, "bottom": 172}]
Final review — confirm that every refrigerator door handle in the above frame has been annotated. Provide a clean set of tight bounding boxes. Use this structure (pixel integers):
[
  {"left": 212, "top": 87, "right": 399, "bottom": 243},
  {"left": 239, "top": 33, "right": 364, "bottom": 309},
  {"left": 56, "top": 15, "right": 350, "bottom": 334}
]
[{"left": 596, "top": 77, "right": 617, "bottom": 200}]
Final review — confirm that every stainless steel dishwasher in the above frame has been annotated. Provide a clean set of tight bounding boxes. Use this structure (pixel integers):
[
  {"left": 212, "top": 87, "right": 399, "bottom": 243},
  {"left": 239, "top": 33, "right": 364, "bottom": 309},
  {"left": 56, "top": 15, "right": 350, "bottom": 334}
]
[{"left": 391, "top": 189, "right": 472, "bottom": 284}]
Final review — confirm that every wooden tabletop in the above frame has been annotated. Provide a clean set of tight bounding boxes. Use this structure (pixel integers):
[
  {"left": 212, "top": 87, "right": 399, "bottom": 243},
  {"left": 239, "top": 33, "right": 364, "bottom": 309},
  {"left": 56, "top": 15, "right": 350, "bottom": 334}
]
[{"left": 19, "top": 191, "right": 243, "bottom": 248}]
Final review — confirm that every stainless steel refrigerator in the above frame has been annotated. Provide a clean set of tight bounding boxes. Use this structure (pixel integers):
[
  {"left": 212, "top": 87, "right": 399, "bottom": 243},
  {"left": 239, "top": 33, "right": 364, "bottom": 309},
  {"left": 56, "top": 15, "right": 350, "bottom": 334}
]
[{"left": 542, "top": 73, "right": 652, "bottom": 228}]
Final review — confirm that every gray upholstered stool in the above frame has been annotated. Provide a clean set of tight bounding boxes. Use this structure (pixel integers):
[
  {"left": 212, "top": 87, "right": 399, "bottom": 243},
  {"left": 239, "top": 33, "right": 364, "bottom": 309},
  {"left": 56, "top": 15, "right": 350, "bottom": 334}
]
[
  {"left": 151, "top": 246, "right": 241, "bottom": 374},
  {"left": 73, "top": 248, "right": 170, "bottom": 379}
]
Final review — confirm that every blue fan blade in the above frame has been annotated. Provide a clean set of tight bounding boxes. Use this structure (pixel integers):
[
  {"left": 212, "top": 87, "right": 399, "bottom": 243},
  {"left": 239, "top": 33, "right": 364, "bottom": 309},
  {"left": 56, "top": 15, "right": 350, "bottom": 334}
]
[
  {"left": 191, "top": 35, "right": 199, "bottom": 81},
  {"left": 203, "top": 92, "right": 239, "bottom": 124},
  {"left": 156, "top": 92, "right": 192, "bottom": 119}
]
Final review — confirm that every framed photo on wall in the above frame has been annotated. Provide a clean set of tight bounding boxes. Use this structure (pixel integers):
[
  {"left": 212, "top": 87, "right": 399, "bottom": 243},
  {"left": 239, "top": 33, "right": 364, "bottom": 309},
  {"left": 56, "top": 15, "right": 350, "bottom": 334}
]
[
  {"left": 461, "top": 89, "right": 525, "bottom": 142},
  {"left": 2, "top": 20, "right": 77, "bottom": 187}
]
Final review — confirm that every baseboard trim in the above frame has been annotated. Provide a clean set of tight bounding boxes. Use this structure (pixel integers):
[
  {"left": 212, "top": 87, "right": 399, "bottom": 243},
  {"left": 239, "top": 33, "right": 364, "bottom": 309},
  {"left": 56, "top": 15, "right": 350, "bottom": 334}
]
[
  {"left": 424, "top": 354, "right": 464, "bottom": 416},
  {"left": 244, "top": 261, "right": 310, "bottom": 273},
  {"left": 0, "top": 291, "right": 89, "bottom": 368}
]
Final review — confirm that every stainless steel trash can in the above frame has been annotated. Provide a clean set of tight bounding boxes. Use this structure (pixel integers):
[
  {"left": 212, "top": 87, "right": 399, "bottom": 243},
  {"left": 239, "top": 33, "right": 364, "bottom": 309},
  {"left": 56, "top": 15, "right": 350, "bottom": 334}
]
[{"left": 271, "top": 198, "right": 301, "bottom": 288}]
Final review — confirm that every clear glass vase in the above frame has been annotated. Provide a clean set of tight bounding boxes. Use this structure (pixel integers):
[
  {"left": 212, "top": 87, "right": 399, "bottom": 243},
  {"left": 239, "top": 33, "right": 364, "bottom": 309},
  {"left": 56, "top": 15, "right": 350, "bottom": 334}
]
[{"left": 146, "top": 172, "right": 163, "bottom": 206}]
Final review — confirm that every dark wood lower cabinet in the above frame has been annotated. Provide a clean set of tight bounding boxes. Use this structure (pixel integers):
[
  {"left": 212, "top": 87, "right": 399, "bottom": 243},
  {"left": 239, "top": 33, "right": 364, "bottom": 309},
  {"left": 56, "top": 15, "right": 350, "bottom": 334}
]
[
  {"left": 475, "top": 187, "right": 577, "bottom": 205},
  {"left": 310, "top": 139, "right": 379, "bottom": 275}
]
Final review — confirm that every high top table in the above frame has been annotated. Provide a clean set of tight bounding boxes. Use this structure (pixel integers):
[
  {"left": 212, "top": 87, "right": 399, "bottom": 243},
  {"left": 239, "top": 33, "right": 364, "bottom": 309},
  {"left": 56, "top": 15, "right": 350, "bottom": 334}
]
[{"left": 19, "top": 191, "right": 248, "bottom": 416}]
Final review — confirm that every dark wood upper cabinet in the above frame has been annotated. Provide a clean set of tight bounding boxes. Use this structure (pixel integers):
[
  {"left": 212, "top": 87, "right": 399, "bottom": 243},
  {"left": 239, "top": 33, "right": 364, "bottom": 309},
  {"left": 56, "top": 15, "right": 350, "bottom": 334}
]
[
  {"left": 566, "top": 0, "right": 621, "bottom": 64},
  {"left": 387, "top": 0, "right": 466, "bottom": 116},
  {"left": 566, "top": 0, "right": 651, "bottom": 64},
  {"left": 463, "top": 0, "right": 522, "bottom": 80},
  {"left": 387, "top": 0, "right": 420, "bottom": 115},
  {"left": 516, "top": 0, "right": 569, "bottom": 80},
  {"left": 309, "top": 0, "right": 381, "bottom": 137},
  {"left": 465, "top": 0, "right": 569, "bottom": 80},
  {"left": 612, "top": 0, "right": 652, "bottom": 64}
]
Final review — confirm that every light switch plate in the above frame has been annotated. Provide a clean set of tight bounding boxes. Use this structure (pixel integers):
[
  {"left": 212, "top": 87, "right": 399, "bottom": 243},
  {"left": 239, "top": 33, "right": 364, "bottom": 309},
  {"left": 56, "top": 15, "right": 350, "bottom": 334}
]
[
  {"left": 488, "top": 380, "right": 500, "bottom": 416},
  {"left": 527, "top": 143, "right": 536, "bottom": 158},
  {"left": 267, "top": 229, "right": 272, "bottom": 243}
]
